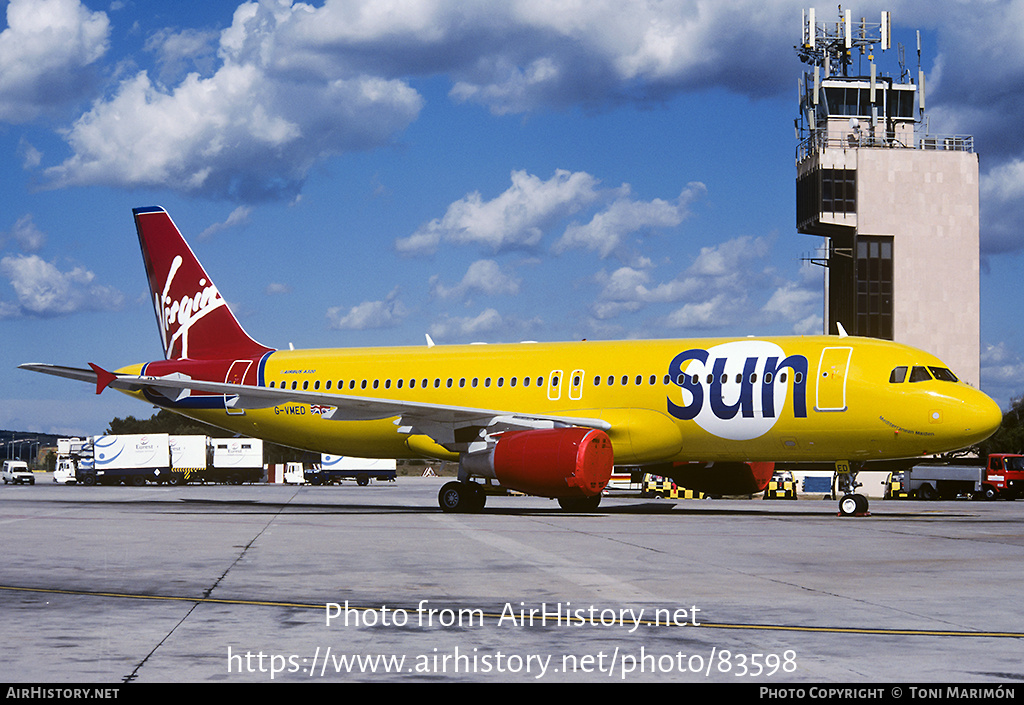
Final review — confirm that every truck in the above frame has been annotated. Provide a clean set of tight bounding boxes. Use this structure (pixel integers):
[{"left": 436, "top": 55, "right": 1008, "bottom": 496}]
[
  {"left": 54, "top": 438, "right": 89, "bottom": 484},
  {"left": 166, "top": 435, "right": 210, "bottom": 485},
  {"left": 303, "top": 455, "right": 397, "bottom": 486},
  {"left": 85, "top": 434, "right": 172, "bottom": 486},
  {"left": 208, "top": 438, "right": 264, "bottom": 484},
  {"left": 889, "top": 454, "right": 1024, "bottom": 500},
  {"left": 57, "top": 435, "right": 265, "bottom": 485},
  {"left": 2, "top": 460, "right": 35, "bottom": 485}
]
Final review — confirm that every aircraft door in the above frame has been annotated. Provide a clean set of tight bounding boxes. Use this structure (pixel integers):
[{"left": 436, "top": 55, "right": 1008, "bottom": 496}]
[
  {"left": 815, "top": 347, "right": 852, "bottom": 412},
  {"left": 225, "top": 360, "right": 252, "bottom": 415}
]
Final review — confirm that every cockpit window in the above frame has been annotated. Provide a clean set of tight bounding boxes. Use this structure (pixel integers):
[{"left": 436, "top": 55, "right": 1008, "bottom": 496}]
[
  {"left": 891, "top": 365, "right": 958, "bottom": 383},
  {"left": 928, "top": 366, "right": 958, "bottom": 382},
  {"left": 908, "top": 366, "right": 932, "bottom": 383},
  {"left": 889, "top": 366, "right": 907, "bottom": 383}
]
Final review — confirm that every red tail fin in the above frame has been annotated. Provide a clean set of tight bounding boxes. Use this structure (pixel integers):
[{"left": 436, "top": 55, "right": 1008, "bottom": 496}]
[{"left": 133, "top": 207, "right": 273, "bottom": 360}]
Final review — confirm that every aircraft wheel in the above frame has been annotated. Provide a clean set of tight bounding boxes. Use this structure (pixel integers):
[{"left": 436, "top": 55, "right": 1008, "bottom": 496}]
[
  {"left": 839, "top": 494, "right": 868, "bottom": 516},
  {"left": 557, "top": 495, "right": 602, "bottom": 512},
  {"left": 469, "top": 483, "right": 487, "bottom": 512},
  {"left": 438, "top": 481, "right": 483, "bottom": 513}
]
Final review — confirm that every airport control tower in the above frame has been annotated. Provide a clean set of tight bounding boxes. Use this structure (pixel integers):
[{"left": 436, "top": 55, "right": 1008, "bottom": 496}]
[{"left": 795, "top": 8, "right": 980, "bottom": 386}]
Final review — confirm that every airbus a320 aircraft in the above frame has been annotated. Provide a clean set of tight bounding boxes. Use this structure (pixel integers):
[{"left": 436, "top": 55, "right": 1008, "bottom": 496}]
[{"left": 21, "top": 207, "right": 1002, "bottom": 515}]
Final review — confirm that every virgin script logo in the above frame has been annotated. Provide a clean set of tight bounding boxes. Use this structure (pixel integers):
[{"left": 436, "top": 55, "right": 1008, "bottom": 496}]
[
  {"left": 666, "top": 340, "right": 808, "bottom": 440},
  {"left": 156, "top": 255, "right": 225, "bottom": 358}
]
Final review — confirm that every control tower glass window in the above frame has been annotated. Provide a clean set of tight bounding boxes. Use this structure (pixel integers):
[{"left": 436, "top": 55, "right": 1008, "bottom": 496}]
[{"left": 855, "top": 236, "right": 893, "bottom": 339}]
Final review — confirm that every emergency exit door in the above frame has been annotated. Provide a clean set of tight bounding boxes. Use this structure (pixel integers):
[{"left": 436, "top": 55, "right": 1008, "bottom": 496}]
[
  {"left": 225, "top": 360, "right": 251, "bottom": 415},
  {"left": 815, "top": 347, "right": 852, "bottom": 412}
]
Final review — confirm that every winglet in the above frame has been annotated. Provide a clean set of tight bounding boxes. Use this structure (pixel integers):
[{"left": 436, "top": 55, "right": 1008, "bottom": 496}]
[{"left": 88, "top": 363, "right": 117, "bottom": 395}]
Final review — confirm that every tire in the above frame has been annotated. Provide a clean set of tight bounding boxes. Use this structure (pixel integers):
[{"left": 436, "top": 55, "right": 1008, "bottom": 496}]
[
  {"left": 130, "top": 475, "right": 147, "bottom": 487},
  {"left": 839, "top": 494, "right": 868, "bottom": 516},
  {"left": 438, "top": 481, "right": 486, "bottom": 513},
  {"left": 356, "top": 474, "right": 370, "bottom": 486},
  {"left": 438, "top": 481, "right": 468, "bottom": 513}
]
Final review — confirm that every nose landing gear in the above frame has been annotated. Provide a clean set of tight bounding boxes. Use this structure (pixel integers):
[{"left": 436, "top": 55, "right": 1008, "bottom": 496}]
[
  {"left": 836, "top": 461, "right": 870, "bottom": 517},
  {"left": 838, "top": 492, "right": 870, "bottom": 516}
]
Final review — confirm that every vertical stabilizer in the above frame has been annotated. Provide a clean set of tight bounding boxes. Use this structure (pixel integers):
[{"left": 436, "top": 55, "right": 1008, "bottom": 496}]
[{"left": 133, "top": 207, "right": 273, "bottom": 361}]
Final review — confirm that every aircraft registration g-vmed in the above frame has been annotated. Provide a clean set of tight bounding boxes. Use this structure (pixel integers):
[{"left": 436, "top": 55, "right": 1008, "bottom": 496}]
[{"left": 22, "top": 207, "right": 1003, "bottom": 515}]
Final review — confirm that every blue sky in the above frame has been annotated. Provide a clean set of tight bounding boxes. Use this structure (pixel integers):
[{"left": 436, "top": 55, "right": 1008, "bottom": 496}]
[{"left": 2, "top": 0, "right": 1024, "bottom": 436}]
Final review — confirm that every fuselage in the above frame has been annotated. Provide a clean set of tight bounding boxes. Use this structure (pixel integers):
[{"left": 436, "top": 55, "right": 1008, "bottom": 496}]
[{"left": 120, "top": 334, "right": 1003, "bottom": 467}]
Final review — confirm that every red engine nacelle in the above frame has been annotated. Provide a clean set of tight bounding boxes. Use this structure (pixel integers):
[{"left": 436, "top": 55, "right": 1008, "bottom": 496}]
[{"left": 490, "top": 427, "right": 614, "bottom": 498}]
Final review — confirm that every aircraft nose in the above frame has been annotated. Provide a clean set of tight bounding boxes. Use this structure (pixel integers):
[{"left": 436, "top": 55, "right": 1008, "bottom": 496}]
[
  {"left": 959, "top": 388, "right": 1003, "bottom": 445},
  {"left": 977, "top": 391, "right": 1003, "bottom": 438}
]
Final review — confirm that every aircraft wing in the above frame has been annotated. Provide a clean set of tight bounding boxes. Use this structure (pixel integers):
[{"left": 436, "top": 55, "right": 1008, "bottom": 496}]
[{"left": 19, "top": 363, "right": 611, "bottom": 448}]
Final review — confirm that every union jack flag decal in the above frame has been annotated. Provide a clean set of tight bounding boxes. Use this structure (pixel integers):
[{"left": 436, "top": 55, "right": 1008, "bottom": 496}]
[{"left": 310, "top": 404, "right": 334, "bottom": 417}]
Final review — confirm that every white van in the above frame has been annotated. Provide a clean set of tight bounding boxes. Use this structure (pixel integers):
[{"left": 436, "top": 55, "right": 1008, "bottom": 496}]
[{"left": 2, "top": 460, "right": 35, "bottom": 485}]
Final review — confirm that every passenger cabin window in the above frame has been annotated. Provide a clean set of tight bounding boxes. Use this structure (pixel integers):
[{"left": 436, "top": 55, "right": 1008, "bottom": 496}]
[{"left": 889, "top": 366, "right": 907, "bottom": 383}]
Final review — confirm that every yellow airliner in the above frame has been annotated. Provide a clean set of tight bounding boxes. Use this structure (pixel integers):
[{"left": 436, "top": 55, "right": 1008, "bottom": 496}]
[{"left": 21, "top": 207, "right": 1002, "bottom": 515}]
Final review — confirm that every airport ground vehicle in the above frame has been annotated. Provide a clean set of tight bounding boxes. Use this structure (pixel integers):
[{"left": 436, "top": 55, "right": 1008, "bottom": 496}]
[
  {"left": 57, "top": 435, "right": 264, "bottom": 485},
  {"left": 303, "top": 455, "right": 397, "bottom": 485},
  {"left": 2, "top": 460, "right": 35, "bottom": 485},
  {"left": 887, "top": 453, "right": 1024, "bottom": 500},
  {"left": 763, "top": 470, "right": 797, "bottom": 499},
  {"left": 205, "top": 438, "right": 264, "bottom": 484}
]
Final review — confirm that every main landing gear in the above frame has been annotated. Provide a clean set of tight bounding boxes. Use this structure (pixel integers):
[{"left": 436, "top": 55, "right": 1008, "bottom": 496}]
[
  {"left": 438, "top": 481, "right": 487, "bottom": 513},
  {"left": 437, "top": 480, "right": 603, "bottom": 513},
  {"left": 836, "top": 460, "right": 870, "bottom": 517}
]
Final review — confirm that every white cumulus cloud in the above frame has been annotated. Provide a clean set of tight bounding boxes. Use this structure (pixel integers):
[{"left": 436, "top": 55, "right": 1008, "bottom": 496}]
[
  {"left": 0, "top": 254, "right": 123, "bottom": 317},
  {"left": 40, "top": 1, "right": 423, "bottom": 201},
  {"left": 0, "top": 0, "right": 110, "bottom": 123},
  {"left": 397, "top": 169, "right": 604, "bottom": 255},
  {"left": 326, "top": 288, "right": 407, "bottom": 330}
]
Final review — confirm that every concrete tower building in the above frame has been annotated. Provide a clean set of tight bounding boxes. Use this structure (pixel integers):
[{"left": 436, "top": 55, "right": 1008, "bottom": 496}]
[{"left": 795, "top": 8, "right": 980, "bottom": 386}]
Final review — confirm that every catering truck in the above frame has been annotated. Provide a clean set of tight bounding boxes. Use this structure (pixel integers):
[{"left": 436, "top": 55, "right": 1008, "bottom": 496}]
[
  {"left": 86, "top": 434, "right": 171, "bottom": 486},
  {"left": 57, "top": 435, "right": 264, "bottom": 485},
  {"left": 889, "top": 454, "right": 1024, "bottom": 500},
  {"left": 166, "top": 435, "right": 210, "bottom": 485},
  {"left": 208, "top": 438, "right": 264, "bottom": 484},
  {"left": 303, "top": 455, "right": 397, "bottom": 486}
]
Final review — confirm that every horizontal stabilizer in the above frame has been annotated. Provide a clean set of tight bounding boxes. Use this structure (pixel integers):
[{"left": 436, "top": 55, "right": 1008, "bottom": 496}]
[{"left": 89, "top": 363, "right": 117, "bottom": 395}]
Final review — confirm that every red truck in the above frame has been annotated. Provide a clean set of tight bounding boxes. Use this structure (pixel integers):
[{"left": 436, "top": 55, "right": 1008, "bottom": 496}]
[
  {"left": 983, "top": 454, "right": 1024, "bottom": 499},
  {"left": 889, "top": 453, "right": 1024, "bottom": 500}
]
